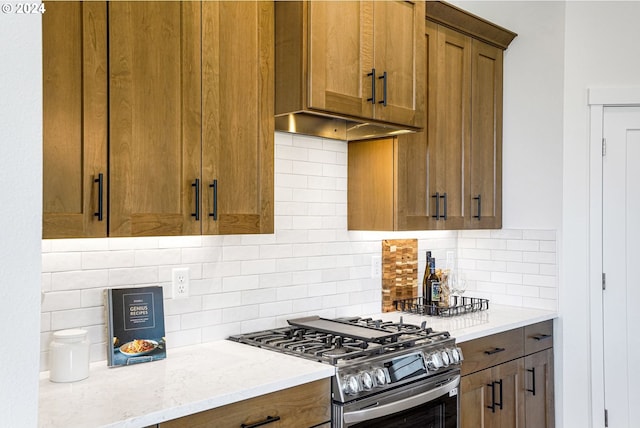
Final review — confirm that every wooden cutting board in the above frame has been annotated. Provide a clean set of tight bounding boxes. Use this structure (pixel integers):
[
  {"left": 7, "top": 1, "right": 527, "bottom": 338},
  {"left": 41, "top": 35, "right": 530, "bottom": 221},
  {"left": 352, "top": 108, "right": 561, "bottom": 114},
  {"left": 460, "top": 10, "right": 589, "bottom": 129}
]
[{"left": 381, "top": 239, "right": 418, "bottom": 312}]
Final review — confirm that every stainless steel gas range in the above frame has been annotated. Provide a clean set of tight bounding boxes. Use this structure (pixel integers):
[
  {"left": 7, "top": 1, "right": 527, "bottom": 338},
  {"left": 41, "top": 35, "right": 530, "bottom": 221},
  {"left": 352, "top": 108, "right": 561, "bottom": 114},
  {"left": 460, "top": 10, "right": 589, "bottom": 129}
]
[{"left": 229, "top": 315, "right": 463, "bottom": 428}]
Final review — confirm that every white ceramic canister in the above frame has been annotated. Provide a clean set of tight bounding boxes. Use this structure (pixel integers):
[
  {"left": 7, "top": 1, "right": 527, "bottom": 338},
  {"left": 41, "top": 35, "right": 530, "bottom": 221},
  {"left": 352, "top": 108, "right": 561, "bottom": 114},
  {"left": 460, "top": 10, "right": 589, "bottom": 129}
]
[{"left": 49, "top": 329, "right": 90, "bottom": 383}]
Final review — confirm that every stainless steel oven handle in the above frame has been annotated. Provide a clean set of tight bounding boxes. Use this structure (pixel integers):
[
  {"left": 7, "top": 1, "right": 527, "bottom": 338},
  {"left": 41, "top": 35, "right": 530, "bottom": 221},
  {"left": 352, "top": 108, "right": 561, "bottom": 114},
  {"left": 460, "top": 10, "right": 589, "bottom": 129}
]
[{"left": 343, "top": 375, "right": 460, "bottom": 424}]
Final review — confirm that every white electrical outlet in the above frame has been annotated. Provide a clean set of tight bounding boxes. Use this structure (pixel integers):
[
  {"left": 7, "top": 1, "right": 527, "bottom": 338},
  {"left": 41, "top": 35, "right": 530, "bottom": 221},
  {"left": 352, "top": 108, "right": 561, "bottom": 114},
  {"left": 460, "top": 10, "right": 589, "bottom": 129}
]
[
  {"left": 371, "top": 255, "right": 382, "bottom": 279},
  {"left": 172, "top": 267, "right": 190, "bottom": 299}
]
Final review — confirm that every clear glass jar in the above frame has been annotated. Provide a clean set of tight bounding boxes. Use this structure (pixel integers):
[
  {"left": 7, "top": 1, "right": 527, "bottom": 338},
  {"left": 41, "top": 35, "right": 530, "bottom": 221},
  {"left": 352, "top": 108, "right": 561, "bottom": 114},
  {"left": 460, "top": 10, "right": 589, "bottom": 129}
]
[{"left": 49, "top": 329, "right": 90, "bottom": 382}]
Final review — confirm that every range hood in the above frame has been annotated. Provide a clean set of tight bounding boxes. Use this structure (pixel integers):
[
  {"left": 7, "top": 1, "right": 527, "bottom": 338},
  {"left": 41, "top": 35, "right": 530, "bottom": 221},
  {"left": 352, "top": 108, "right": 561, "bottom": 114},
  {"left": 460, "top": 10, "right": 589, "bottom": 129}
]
[{"left": 274, "top": 112, "right": 420, "bottom": 142}]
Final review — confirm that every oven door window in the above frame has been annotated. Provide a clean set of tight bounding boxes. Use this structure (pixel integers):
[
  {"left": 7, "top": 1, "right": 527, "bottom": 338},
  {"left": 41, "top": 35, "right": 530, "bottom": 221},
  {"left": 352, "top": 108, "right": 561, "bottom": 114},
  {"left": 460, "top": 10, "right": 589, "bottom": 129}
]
[{"left": 347, "top": 392, "right": 457, "bottom": 428}]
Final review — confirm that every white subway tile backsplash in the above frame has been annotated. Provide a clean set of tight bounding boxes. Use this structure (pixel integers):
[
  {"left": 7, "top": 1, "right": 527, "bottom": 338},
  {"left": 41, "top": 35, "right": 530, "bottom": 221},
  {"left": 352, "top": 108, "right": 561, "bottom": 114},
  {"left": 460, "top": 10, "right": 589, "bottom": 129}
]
[{"left": 39, "top": 132, "right": 559, "bottom": 371}]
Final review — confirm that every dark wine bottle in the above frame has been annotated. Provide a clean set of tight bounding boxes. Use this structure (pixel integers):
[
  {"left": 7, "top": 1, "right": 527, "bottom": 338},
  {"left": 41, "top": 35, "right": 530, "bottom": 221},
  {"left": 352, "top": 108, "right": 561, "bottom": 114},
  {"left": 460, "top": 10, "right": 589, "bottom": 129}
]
[
  {"left": 422, "top": 251, "right": 432, "bottom": 303},
  {"left": 427, "top": 258, "right": 439, "bottom": 308}
]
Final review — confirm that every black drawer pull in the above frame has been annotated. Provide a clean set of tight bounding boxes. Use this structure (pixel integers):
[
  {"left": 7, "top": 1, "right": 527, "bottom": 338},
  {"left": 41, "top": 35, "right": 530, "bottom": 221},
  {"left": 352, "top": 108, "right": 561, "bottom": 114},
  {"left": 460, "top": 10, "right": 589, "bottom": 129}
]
[
  {"left": 487, "top": 382, "right": 496, "bottom": 413},
  {"left": 241, "top": 415, "right": 281, "bottom": 428},
  {"left": 484, "top": 347, "right": 506, "bottom": 355},
  {"left": 527, "top": 368, "right": 536, "bottom": 396},
  {"left": 532, "top": 334, "right": 552, "bottom": 341},
  {"left": 378, "top": 71, "right": 388, "bottom": 106},
  {"left": 209, "top": 179, "right": 218, "bottom": 220},
  {"left": 496, "top": 379, "right": 503, "bottom": 410},
  {"left": 432, "top": 192, "right": 440, "bottom": 219},
  {"left": 192, "top": 179, "right": 200, "bottom": 221},
  {"left": 473, "top": 194, "right": 481, "bottom": 219},
  {"left": 94, "top": 173, "right": 104, "bottom": 221},
  {"left": 367, "top": 68, "right": 376, "bottom": 104}
]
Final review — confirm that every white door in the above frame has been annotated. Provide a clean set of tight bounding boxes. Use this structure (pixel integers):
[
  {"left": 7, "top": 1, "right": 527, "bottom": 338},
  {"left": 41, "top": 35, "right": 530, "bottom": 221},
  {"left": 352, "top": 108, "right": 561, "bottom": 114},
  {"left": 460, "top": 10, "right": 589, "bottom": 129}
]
[{"left": 602, "top": 106, "right": 640, "bottom": 427}]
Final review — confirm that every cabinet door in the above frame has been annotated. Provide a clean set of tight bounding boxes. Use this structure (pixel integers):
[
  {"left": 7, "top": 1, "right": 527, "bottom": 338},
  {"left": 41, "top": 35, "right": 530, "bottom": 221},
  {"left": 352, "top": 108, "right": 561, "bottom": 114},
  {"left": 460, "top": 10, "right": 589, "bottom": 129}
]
[
  {"left": 468, "top": 39, "right": 503, "bottom": 229},
  {"left": 372, "top": 0, "right": 425, "bottom": 127},
  {"left": 307, "top": 1, "right": 374, "bottom": 120},
  {"left": 494, "top": 358, "right": 525, "bottom": 428},
  {"left": 461, "top": 359, "right": 525, "bottom": 428},
  {"left": 460, "top": 367, "right": 500, "bottom": 428},
  {"left": 430, "top": 25, "right": 470, "bottom": 229},
  {"left": 109, "top": 1, "right": 201, "bottom": 237},
  {"left": 396, "top": 20, "right": 437, "bottom": 230},
  {"left": 43, "top": 1, "right": 107, "bottom": 238},
  {"left": 525, "top": 349, "right": 555, "bottom": 428},
  {"left": 202, "top": 1, "right": 274, "bottom": 235}
]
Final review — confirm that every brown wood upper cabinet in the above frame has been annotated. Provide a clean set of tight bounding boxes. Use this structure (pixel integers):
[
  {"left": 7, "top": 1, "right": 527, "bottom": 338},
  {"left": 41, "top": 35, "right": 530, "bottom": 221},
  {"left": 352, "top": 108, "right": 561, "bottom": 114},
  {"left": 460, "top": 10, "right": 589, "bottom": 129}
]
[
  {"left": 275, "top": 1, "right": 425, "bottom": 128},
  {"left": 43, "top": 2, "right": 108, "bottom": 238},
  {"left": 43, "top": 1, "right": 274, "bottom": 238},
  {"left": 347, "top": 2, "right": 515, "bottom": 231}
]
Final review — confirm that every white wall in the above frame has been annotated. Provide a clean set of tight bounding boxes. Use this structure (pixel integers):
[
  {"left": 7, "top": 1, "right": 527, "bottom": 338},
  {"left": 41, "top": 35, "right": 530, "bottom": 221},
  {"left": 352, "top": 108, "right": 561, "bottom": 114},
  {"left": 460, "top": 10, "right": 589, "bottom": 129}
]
[
  {"left": 0, "top": 10, "right": 43, "bottom": 427},
  {"left": 563, "top": 3, "right": 640, "bottom": 427}
]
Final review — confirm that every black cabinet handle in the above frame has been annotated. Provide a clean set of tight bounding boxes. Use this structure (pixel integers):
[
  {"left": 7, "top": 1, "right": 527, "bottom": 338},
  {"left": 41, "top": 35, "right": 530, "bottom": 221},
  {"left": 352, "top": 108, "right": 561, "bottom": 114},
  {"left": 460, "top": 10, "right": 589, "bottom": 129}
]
[
  {"left": 527, "top": 368, "right": 536, "bottom": 396},
  {"left": 367, "top": 68, "right": 376, "bottom": 104},
  {"left": 532, "top": 334, "right": 552, "bottom": 341},
  {"left": 94, "top": 173, "right": 104, "bottom": 221},
  {"left": 378, "top": 71, "right": 387, "bottom": 106},
  {"left": 432, "top": 192, "right": 440, "bottom": 219},
  {"left": 241, "top": 416, "right": 281, "bottom": 428},
  {"left": 442, "top": 192, "right": 448, "bottom": 220},
  {"left": 496, "top": 379, "right": 503, "bottom": 410},
  {"left": 484, "top": 347, "right": 506, "bottom": 355},
  {"left": 473, "top": 194, "right": 481, "bottom": 219},
  {"left": 487, "top": 382, "right": 496, "bottom": 413},
  {"left": 191, "top": 179, "right": 200, "bottom": 221},
  {"left": 209, "top": 179, "right": 218, "bottom": 220}
]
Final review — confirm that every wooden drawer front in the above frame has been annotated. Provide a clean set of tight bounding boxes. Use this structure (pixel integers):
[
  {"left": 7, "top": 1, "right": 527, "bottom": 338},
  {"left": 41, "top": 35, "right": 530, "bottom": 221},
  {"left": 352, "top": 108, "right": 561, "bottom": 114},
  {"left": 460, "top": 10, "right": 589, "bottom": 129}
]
[
  {"left": 160, "top": 379, "right": 331, "bottom": 428},
  {"left": 524, "top": 320, "right": 554, "bottom": 354},
  {"left": 459, "top": 328, "right": 524, "bottom": 376}
]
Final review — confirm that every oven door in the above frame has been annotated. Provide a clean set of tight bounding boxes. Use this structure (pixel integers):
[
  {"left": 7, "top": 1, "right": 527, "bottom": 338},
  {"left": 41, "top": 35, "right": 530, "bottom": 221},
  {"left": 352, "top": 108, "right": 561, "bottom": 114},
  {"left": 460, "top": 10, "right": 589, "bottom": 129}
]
[{"left": 334, "top": 370, "right": 460, "bottom": 428}]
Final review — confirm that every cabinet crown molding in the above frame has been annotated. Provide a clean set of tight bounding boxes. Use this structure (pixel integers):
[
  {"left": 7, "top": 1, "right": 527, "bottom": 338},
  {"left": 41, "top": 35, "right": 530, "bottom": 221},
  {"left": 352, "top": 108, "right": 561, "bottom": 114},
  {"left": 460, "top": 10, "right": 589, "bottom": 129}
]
[{"left": 427, "top": 1, "right": 517, "bottom": 50}]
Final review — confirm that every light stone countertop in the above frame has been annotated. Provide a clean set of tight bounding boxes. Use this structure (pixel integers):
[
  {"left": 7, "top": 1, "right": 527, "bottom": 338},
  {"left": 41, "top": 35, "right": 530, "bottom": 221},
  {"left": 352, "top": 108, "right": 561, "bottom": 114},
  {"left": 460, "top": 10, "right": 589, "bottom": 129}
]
[
  {"left": 366, "top": 303, "right": 558, "bottom": 343},
  {"left": 38, "top": 304, "right": 556, "bottom": 428},
  {"left": 38, "top": 340, "right": 335, "bottom": 428}
]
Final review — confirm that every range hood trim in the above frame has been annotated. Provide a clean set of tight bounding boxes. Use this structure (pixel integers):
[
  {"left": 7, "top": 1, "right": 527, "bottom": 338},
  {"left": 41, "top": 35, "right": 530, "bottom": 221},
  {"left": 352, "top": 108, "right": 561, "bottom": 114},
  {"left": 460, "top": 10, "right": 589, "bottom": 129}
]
[{"left": 275, "top": 111, "right": 421, "bottom": 141}]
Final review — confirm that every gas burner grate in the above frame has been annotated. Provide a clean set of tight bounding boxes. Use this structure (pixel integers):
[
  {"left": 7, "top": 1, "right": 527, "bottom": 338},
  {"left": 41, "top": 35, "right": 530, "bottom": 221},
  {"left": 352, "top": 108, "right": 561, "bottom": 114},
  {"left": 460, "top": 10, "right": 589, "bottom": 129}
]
[{"left": 394, "top": 296, "right": 490, "bottom": 317}]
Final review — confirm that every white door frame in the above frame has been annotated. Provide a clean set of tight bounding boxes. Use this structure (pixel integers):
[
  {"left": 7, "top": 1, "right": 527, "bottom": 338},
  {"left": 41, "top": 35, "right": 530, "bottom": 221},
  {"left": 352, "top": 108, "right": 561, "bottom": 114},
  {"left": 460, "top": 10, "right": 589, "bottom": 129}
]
[{"left": 587, "top": 87, "right": 640, "bottom": 427}]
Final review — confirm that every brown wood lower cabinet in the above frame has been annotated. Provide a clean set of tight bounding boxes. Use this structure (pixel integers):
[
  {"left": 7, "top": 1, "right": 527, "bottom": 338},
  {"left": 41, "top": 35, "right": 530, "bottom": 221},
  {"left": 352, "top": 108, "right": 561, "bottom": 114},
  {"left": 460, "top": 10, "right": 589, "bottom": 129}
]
[
  {"left": 159, "top": 379, "right": 330, "bottom": 428},
  {"left": 459, "top": 320, "right": 555, "bottom": 428}
]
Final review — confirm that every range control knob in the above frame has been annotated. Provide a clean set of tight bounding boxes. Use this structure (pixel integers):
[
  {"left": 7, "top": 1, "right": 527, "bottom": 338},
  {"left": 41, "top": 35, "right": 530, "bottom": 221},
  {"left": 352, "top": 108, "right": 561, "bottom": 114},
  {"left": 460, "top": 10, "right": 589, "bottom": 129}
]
[
  {"left": 372, "top": 367, "right": 387, "bottom": 387},
  {"left": 441, "top": 350, "right": 451, "bottom": 367},
  {"left": 450, "top": 347, "right": 463, "bottom": 364},
  {"left": 427, "top": 352, "right": 444, "bottom": 370},
  {"left": 361, "top": 371, "right": 374, "bottom": 390},
  {"left": 343, "top": 374, "right": 360, "bottom": 395}
]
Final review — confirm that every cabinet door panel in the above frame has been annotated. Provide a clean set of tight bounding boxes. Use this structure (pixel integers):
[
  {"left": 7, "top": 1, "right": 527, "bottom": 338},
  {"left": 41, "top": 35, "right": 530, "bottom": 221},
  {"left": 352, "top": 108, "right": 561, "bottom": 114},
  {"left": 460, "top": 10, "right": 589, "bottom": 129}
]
[
  {"left": 397, "top": 20, "right": 435, "bottom": 230},
  {"left": 431, "top": 25, "right": 470, "bottom": 229},
  {"left": 461, "top": 367, "right": 500, "bottom": 428},
  {"left": 202, "top": 1, "right": 274, "bottom": 235},
  {"left": 461, "top": 359, "right": 525, "bottom": 428},
  {"left": 525, "top": 349, "right": 555, "bottom": 428},
  {"left": 109, "top": 1, "right": 201, "bottom": 237},
  {"left": 494, "top": 358, "right": 525, "bottom": 428},
  {"left": 308, "top": 1, "right": 373, "bottom": 119},
  {"left": 43, "top": 1, "right": 107, "bottom": 238},
  {"left": 373, "top": 0, "right": 424, "bottom": 127},
  {"left": 468, "top": 39, "right": 503, "bottom": 228}
]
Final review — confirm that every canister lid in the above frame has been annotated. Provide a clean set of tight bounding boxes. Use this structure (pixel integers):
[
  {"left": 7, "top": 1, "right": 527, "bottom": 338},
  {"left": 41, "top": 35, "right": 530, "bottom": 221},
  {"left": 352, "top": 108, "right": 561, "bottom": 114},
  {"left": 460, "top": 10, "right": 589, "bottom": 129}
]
[{"left": 53, "top": 329, "right": 87, "bottom": 342}]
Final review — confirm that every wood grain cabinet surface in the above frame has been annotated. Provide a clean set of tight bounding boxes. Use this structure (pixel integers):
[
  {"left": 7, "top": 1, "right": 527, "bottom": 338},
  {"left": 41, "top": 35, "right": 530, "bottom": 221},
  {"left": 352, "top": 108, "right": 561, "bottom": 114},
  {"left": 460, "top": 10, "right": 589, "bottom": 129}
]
[
  {"left": 347, "top": 1, "right": 515, "bottom": 231},
  {"left": 275, "top": 0, "right": 425, "bottom": 128},
  {"left": 43, "top": 1, "right": 273, "bottom": 238},
  {"left": 159, "top": 379, "right": 331, "bottom": 428},
  {"left": 459, "top": 320, "right": 555, "bottom": 428},
  {"left": 42, "top": 1, "right": 108, "bottom": 238}
]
